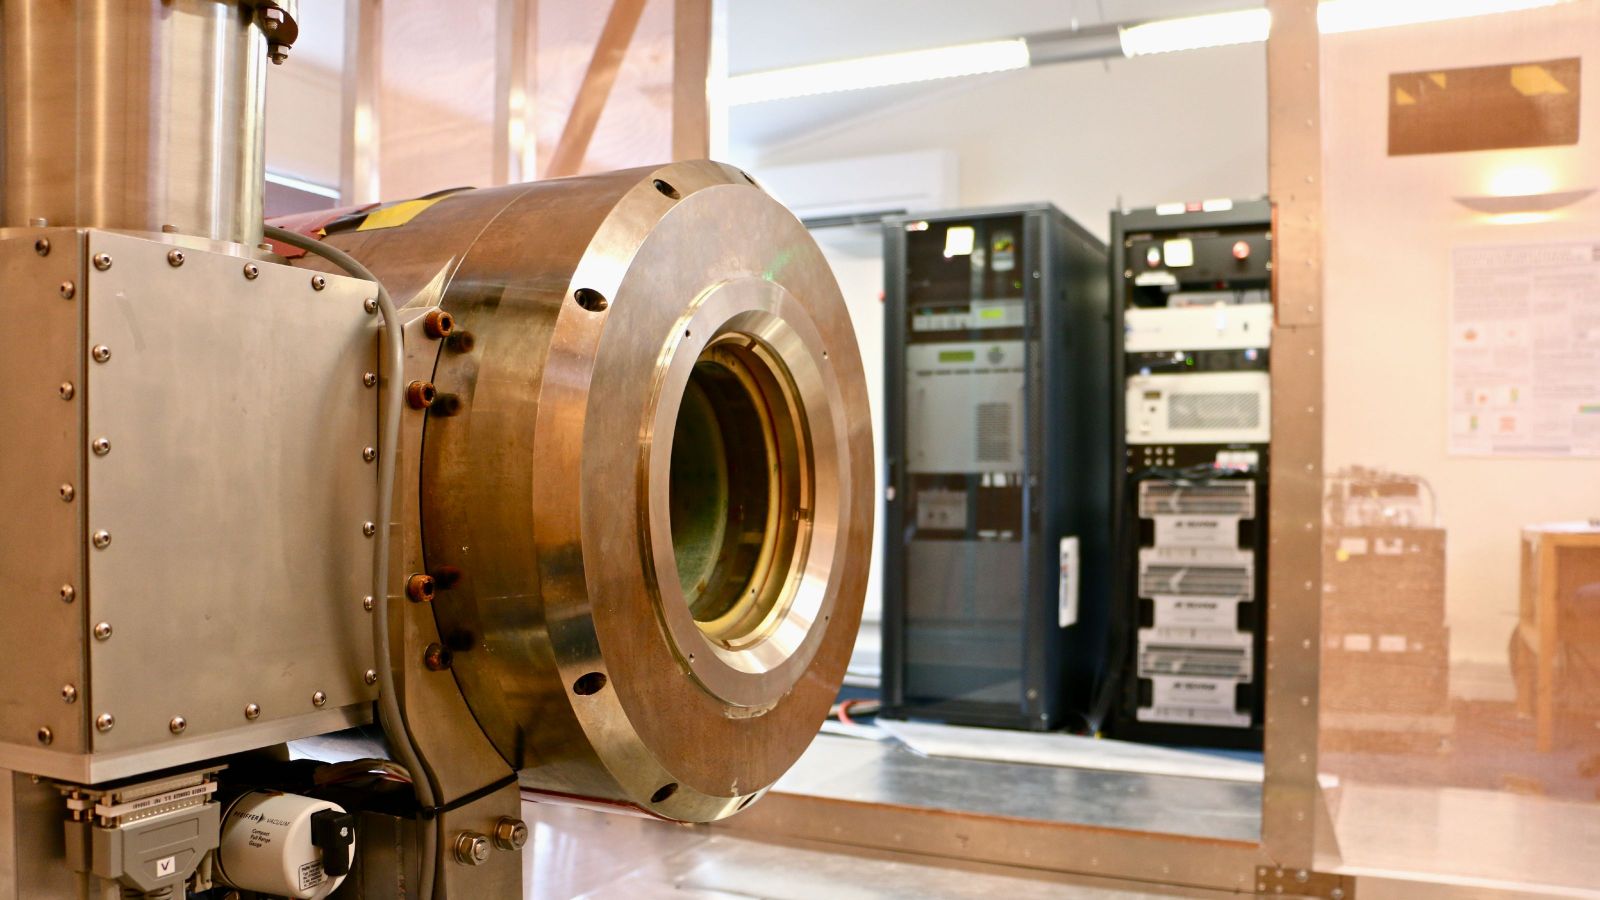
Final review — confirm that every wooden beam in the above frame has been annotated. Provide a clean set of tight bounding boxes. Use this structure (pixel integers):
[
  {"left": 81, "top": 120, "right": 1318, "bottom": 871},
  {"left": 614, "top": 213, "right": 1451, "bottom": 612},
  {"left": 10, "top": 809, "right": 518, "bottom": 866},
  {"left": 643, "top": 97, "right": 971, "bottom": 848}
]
[
  {"left": 543, "top": 0, "right": 649, "bottom": 178},
  {"left": 671, "top": 0, "right": 711, "bottom": 161}
]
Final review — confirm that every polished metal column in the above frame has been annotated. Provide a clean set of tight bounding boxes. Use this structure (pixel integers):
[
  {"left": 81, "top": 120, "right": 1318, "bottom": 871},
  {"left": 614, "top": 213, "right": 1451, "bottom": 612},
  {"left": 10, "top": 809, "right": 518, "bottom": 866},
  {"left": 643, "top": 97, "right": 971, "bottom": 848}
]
[{"left": 0, "top": 0, "right": 296, "bottom": 248}]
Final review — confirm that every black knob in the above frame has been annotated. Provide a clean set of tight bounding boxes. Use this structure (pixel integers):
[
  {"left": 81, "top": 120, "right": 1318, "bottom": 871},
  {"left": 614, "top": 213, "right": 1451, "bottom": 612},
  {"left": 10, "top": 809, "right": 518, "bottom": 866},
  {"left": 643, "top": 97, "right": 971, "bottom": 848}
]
[{"left": 310, "top": 808, "right": 357, "bottom": 878}]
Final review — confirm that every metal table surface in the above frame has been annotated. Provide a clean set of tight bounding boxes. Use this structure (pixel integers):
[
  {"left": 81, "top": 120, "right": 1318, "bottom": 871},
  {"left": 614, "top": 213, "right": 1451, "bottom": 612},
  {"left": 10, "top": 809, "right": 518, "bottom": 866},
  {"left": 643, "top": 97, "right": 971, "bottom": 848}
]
[{"left": 771, "top": 734, "right": 1263, "bottom": 842}]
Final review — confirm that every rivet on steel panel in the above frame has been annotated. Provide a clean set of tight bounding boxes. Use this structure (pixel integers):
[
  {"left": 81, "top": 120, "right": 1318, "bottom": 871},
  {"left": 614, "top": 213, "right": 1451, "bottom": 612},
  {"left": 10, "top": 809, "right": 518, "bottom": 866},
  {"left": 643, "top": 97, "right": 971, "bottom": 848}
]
[
  {"left": 453, "top": 832, "right": 490, "bottom": 866},
  {"left": 92, "top": 530, "right": 112, "bottom": 549},
  {"left": 244, "top": 703, "right": 261, "bottom": 720},
  {"left": 167, "top": 249, "right": 185, "bottom": 267},
  {"left": 61, "top": 685, "right": 77, "bottom": 703},
  {"left": 59, "top": 484, "right": 74, "bottom": 502},
  {"left": 362, "top": 521, "right": 376, "bottom": 538},
  {"left": 91, "top": 437, "right": 111, "bottom": 456},
  {"left": 169, "top": 716, "right": 187, "bottom": 734},
  {"left": 362, "top": 297, "right": 378, "bottom": 315},
  {"left": 243, "top": 263, "right": 260, "bottom": 280},
  {"left": 59, "top": 281, "right": 75, "bottom": 299},
  {"left": 406, "top": 381, "right": 436, "bottom": 409},
  {"left": 362, "top": 595, "right": 374, "bottom": 612},
  {"left": 406, "top": 574, "right": 436, "bottom": 603},
  {"left": 95, "top": 713, "right": 114, "bottom": 732},
  {"left": 423, "top": 643, "right": 452, "bottom": 671},
  {"left": 93, "top": 622, "right": 112, "bottom": 641},
  {"left": 34, "top": 238, "right": 50, "bottom": 256},
  {"left": 423, "top": 309, "right": 454, "bottom": 339},
  {"left": 362, "top": 372, "right": 378, "bottom": 388},
  {"left": 36, "top": 727, "right": 52, "bottom": 745},
  {"left": 59, "top": 585, "right": 75, "bottom": 603},
  {"left": 59, "top": 382, "right": 74, "bottom": 400},
  {"left": 311, "top": 274, "right": 327, "bottom": 291},
  {"left": 362, "top": 446, "right": 377, "bottom": 463},
  {"left": 92, "top": 253, "right": 112, "bottom": 271},
  {"left": 364, "top": 669, "right": 378, "bottom": 685},
  {"left": 312, "top": 691, "right": 327, "bottom": 707},
  {"left": 91, "top": 345, "right": 111, "bottom": 363}
]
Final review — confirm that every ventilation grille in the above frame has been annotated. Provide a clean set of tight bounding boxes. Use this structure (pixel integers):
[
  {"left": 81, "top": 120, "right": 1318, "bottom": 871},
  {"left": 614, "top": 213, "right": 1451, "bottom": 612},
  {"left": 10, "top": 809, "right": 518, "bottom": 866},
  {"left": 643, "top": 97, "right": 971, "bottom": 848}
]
[
  {"left": 1140, "top": 481, "right": 1256, "bottom": 518},
  {"left": 1169, "top": 392, "right": 1260, "bottom": 431},
  {"left": 1139, "top": 562, "right": 1254, "bottom": 599},
  {"left": 975, "top": 402, "right": 1013, "bottom": 463},
  {"left": 1139, "top": 644, "right": 1252, "bottom": 679}
]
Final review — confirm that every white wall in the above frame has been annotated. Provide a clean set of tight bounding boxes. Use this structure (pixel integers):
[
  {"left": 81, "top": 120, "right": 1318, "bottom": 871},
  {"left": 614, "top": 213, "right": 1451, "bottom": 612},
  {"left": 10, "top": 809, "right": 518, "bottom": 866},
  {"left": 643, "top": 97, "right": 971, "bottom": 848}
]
[
  {"left": 743, "top": 44, "right": 1269, "bottom": 242},
  {"left": 1321, "top": 4, "right": 1600, "bottom": 678}
]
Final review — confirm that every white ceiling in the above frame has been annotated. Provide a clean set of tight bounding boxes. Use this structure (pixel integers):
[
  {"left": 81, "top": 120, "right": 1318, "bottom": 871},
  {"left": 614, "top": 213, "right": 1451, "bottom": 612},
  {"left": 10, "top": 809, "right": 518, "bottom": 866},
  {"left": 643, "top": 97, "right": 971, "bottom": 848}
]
[{"left": 726, "top": 0, "right": 1259, "bottom": 152}]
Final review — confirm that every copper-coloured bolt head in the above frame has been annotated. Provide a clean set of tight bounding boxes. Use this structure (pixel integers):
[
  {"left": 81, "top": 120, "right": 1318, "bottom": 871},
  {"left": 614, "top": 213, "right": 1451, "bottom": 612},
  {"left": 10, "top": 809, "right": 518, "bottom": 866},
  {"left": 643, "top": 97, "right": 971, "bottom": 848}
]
[
  {"left": 406, "top": 573, "right": 437, "bottom": 603},
  {"left": 424, "top": 309, "right": 454, "bottom": 339},
  {"left": 406, "top": 381, "right": 437, "bottom": 409}
]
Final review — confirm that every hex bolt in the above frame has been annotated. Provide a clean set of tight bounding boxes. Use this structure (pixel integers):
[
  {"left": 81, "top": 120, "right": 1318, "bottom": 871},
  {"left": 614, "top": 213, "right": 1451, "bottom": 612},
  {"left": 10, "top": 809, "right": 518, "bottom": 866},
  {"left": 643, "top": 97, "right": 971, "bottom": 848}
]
[
  {"left": 92, "top": 253, "right": 112, "bottom": 271},
  {"left": 363, "top": 298, "right": 378, "bottom": 315},
  {"left": 91, "top": 345, "right": 111, "bottom": 363},
  {"left": 59, "top": 585, "right": 75, "bottom": 604},
  {"left": 167, "top": 249, "right": 185, "bottom": 267},
  {"left": 95, "top": 713, "right": 114, "bottom": 732},
  {"left": 93, "top": 622, "right": 112, "bottom": 641},
  {"left": 91, "top": 437, "right": 110, "bottom": 456},
  {"left": 59, "top": 281, "right": 75, "bottom": 299},
  {"left": 59, "top": 382, "right": 74, "bottom": 400},
  {"left": 243, "top": 263, "right": 260, "bottom": 280},
  {"left": 423, "top": 643, "right": 452, "bottom": 671},
  {"left": 92, "top": 530, "right": 112, "bottom": 549},
  {"left": 406, "top": 574, "right": 436, "bottom": 603},
  {"left": 311, "top": 274, "right": 328, "bottom": 291},
  {"left": 362, "top": 446, "right": 377, "bottom": 463},
  {"left": 492, "top": 818, "right": 529, "bottom": 851},
  {"left": 169, "top": 716, "right": 187, "bottom": 735},
  {"left": 37, "top": 727, "right": 52, "bottom": 746},
  {"left": 362, "top": 521, "right": 377, "bottom": 538},
  {"left": 424, "top": 309, "right": 454, "bottom": 339},
  {"left": 61, "top": 685, "right": 77, "bottom": 703},
  {"left": 312, "top": 691, "right": 328, "bottom": 707},
  {"left": 453, "top": 832, "right": 491, "bottom": 867},
  {"left": 35, "top": 238, "right": 50, "bottom": 256},
  {"left": 244, "top": 703, "right": 261, "bottom": 720},
  {"left": 59, "top": 484, "right": 74, "bottom": 502},
  {"left": 362, "top": 372, "right": 378, "bottom": 388},
  {"left": 406, "top": 381, "right": 437, "bottom": 409},
  {"left": 364, "top": 669, "right": 378, "bottom": 685}
]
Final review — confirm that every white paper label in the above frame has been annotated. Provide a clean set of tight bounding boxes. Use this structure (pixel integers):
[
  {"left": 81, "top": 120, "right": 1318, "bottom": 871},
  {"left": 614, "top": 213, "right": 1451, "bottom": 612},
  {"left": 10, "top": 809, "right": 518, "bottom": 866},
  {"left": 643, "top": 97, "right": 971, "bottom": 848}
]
[
  {"left": 1058, "top": 536, "right": 1080, "bottom": 627},
  {"left": 1342, "top": 633, "right": 1372, "bottom": 652},
  {"left": 1378, "top": 634, "right": 1409, "bottom": 653},
  {"left": 155, "top": 857, "right": 177, "bottom": 878},
  {"left": 1139, "top": 676, "right": 1250, "bottom": 727},
  {"left": 1154, "top": 515, "right": 1239, "bottom": 548},
  {"left": 1150, "top": 595, "right": 1240, "bottom": 631}
]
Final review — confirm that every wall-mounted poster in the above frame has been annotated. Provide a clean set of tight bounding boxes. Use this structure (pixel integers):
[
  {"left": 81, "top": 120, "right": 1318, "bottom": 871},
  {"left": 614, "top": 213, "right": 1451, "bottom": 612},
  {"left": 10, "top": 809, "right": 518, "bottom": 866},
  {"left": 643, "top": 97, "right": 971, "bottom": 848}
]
[{"left": 1450, "top": 241, "right": 1600, "bottom": 457}]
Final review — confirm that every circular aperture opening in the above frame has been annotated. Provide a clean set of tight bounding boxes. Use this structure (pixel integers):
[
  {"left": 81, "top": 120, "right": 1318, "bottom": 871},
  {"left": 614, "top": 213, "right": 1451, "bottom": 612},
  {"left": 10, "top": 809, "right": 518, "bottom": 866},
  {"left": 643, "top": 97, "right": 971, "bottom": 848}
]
[{"left": 668, "top": 340, "right": 809, "bottom": 647}]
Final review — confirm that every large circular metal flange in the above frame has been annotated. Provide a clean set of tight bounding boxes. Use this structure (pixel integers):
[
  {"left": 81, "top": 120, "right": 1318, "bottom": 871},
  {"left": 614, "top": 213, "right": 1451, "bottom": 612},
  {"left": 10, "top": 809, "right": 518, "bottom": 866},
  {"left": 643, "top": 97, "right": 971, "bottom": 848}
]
[{"left": 329, "top": 162, "right": 872, "bottom": 823}]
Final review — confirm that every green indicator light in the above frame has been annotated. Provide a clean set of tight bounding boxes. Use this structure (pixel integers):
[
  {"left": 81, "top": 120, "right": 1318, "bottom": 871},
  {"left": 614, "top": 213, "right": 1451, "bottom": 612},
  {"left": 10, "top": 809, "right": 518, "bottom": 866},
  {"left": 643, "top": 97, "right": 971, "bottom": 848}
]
[{"left": 938, "top": 350, "right": 977, "bottom": 363}]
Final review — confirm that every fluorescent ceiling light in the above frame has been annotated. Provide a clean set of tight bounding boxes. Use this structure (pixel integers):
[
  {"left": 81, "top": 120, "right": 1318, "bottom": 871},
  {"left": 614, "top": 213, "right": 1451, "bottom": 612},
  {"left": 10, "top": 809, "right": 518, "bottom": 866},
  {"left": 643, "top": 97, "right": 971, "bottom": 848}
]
[
  {"left": 1119, "top": 9, "right": 1271, "bottom": 57},
  {"left": 725, "top": 40, "right": 1029, "bottom": 106},
  {"left": 1318, "top": 0, "right": 1571, "bottom": 35}
]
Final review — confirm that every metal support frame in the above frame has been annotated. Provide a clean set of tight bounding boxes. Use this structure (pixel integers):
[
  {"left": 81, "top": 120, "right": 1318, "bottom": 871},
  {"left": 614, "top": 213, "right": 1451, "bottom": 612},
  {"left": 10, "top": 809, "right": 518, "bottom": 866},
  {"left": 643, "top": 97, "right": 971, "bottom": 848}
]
[
  {"left": 493, "top": 0, "right": 539, "bottom": 185},
  {"left": 671, "top": 0, "right": 711, "bottom": 161},
  {"left": 720, "top": 2, "right": 1337, "bottom": 893},
  {"left": 543, "top": 0, "right": 649, "bottom": 178},
  {"left": 340, "top": 0, "right": 383, "bottom": 205}
]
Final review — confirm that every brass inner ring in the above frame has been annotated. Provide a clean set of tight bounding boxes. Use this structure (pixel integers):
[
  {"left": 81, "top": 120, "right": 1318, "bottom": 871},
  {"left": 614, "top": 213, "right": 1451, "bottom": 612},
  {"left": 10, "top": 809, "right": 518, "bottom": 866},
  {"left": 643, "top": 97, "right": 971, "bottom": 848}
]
[{"left": 668, "top": 338, "right": 809, "bottom": 646}]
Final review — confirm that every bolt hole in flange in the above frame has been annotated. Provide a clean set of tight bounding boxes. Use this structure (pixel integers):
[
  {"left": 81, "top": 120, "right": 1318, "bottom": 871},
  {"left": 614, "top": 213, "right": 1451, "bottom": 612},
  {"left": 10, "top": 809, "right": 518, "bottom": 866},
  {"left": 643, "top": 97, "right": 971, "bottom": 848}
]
[
  {"left": 572, "top": 672, "right": 607, "bottom": 695},
  {"left": 650, "top": 782, "right": 679, "bottom": 804},
  {"left": 573, "top": 287, "right": 608, "bottom": 312},
  {"left": 652, "top": 178, "right": 681, "bottom": 200}
]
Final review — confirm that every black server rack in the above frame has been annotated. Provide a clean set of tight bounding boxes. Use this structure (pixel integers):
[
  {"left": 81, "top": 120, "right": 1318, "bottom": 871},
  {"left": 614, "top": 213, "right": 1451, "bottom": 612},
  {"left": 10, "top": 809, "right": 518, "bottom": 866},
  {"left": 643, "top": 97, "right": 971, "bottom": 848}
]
[
  {"left": 880, "top": 204, "right": 1113, "bottom": 731},
  {"left": 1107, "top": 199, "right": 1273, "bottom": 750}
]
